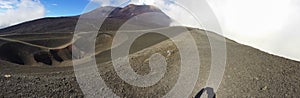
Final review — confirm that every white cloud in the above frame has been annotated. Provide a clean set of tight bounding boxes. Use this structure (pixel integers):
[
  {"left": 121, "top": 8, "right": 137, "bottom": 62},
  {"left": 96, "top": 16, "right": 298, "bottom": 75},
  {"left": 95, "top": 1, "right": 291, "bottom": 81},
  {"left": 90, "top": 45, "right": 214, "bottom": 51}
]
[
  {"left": 0, "top": 0, "right": 45, "bottom": 29},
  {"left": 207, "top": 0, "right": 300, "bottom": 61},
  {"left": 88, "top": 0, "right": 300, "bottom": 61},
  {"left": 0, "top": 0, "right": 18, "bottom": 9},
  {"left": 126, "top": 0, "right": 300, "bottom": 61},
  {"left": 91, "top": 0, "right": 111, "bottom": 6},
  {"left": 90, "top": 0, "right": 129, "bottom": 6},
  {"left": 125, "top": 0, "right": 204, "bottom": 28}
]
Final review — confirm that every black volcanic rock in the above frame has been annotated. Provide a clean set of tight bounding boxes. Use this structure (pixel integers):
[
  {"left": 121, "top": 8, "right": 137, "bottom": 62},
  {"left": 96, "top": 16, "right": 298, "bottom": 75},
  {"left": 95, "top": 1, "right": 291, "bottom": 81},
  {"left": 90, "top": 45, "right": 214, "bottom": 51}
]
[
  {"left": 83, "top": 4, "right": 169, "bottom": 19},
  {"left": 0, "top": 17, "right": 79, "bottom": 34},
  {"left": 0, "top": 4, "right": 172, "bottom": 65},
  {"left": 0, "top": 4, "right": 172, "bottom": 34},
  {"left": 109, "top": 4, "right": 166, "bottom": 19},
  {"left": 81, "top": 4, "right": 172, "bottom": 30}
]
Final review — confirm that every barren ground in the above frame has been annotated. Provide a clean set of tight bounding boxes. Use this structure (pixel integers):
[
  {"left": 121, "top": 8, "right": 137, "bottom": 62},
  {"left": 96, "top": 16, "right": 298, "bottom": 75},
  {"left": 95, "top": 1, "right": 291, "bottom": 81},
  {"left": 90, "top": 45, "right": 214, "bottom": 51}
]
[{"left": 0, "top": 28, "right": 299, "bottom": 97}]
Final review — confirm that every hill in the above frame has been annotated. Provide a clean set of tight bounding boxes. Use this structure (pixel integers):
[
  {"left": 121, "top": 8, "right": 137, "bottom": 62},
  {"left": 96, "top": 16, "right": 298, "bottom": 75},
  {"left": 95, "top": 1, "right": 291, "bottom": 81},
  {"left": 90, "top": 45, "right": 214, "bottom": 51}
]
[
  {"left": 0, "top": 4, "right": 171, "bottom": 34},
  {"left": 0, "top": 4, "right": 299, "bottom": 98},
  {"left": 0, "top": 26, "right": 299, "bottom": 97}
]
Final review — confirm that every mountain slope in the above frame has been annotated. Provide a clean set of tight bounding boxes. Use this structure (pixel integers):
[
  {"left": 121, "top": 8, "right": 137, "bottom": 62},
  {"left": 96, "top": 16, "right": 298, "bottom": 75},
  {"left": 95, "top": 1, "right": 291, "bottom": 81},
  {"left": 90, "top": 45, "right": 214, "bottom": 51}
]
[
  {"left": 0, "top": 27, "right": 299, "bottom": 97},
  {"left": 0, "top": 4, "right": 171, "bottom": 34},
  {"left": 0, "top": 4, "right": 299, "bottom": 98},
  {"left": 0, "top": 4, "right": 173, "bottom": 66}
]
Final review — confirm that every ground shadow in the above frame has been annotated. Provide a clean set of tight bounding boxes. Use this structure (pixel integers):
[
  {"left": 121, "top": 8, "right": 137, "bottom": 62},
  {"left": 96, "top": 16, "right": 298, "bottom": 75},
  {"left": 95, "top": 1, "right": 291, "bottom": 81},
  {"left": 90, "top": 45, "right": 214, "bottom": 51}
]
[{"left": 194, "top": 87, "right": 216, "bottom": 98}]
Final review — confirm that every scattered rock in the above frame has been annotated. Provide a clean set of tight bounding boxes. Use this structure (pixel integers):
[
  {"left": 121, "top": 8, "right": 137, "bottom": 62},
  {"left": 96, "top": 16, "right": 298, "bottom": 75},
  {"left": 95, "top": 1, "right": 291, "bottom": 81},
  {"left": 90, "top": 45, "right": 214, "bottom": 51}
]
[
  {"left": 35, "top": 77, "right": 41, "bottom": 81},
  {"left": 167, "top": 50, "right": 172, "bottom": 57},
  {"left": 4, "top": 74, "right": 11, "bottom": 78},
  {"left": 69, "top": 89, "right": 75, "bottom": 93},
  {"left": 261, "top": 86, "right": 268, "bottom": 91},
  {"left": 285, "top": 94, "right": 289, "bottom": 96}
]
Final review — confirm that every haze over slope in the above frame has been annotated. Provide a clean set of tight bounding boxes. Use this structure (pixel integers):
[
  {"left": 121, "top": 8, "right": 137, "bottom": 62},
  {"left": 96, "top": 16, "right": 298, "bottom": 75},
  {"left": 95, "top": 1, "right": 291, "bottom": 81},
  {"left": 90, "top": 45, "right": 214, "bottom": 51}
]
[
  {"left": 0, "top": 4, "right": 299, "bottom": 98},
  {"left": 0, "top": 26, "right": 299, "bottom": 97},
  {"left": 0, "top": 4, "right": 172, "bottom": 66},
  {"left": 0, "top": 4, "right": 171, "bottom": 34}
]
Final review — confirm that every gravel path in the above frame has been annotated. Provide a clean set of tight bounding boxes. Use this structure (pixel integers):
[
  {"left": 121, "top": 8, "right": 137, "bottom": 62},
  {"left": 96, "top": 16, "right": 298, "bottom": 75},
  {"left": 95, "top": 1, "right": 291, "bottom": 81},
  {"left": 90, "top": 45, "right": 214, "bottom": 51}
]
[{"left": 0, "top": 28, "right": 299, "bottom": 97}]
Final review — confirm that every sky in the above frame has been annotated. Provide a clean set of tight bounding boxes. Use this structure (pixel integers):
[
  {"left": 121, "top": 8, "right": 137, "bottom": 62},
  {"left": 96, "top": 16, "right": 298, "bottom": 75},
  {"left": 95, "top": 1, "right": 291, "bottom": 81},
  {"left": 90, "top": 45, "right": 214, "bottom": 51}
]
[
  {"left": 40, "top": 0, "right": 90, "bottom": 17},
  {"left": 0, "top": 0, "right": 299, "bottom": 61}
]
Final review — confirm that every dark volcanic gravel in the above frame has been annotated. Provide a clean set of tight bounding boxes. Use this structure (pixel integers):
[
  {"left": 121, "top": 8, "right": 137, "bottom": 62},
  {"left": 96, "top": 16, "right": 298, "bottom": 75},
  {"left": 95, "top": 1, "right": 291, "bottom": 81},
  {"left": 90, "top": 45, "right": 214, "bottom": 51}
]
[{"left": 0, "top": 29, "right": 299, "bottom": 97}]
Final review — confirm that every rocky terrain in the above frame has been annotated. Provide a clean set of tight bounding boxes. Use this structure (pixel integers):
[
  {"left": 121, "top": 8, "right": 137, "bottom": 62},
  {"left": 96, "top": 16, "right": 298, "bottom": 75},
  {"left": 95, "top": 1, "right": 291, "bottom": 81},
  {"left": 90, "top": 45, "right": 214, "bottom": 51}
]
[
  {"left": 0, "top": 4, "right": 299, "bottom": 98},
  {"left": 0, "top": 4, "right": 171, "bottom": 35}
]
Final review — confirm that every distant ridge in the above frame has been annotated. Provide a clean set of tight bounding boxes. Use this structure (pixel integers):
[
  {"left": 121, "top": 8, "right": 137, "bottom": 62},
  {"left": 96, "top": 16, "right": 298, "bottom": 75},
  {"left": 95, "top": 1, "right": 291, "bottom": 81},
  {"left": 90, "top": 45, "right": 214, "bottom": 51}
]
[{"left": 0, "top": 4, "right": 171, "bottom": 34}]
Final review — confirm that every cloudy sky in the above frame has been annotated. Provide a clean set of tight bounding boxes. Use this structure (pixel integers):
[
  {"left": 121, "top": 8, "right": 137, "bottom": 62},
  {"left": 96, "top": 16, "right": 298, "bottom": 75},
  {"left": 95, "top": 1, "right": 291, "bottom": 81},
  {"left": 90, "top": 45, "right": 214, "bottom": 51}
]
[{"left": 0, "top": 0, "right": 299, "bottom": 61}]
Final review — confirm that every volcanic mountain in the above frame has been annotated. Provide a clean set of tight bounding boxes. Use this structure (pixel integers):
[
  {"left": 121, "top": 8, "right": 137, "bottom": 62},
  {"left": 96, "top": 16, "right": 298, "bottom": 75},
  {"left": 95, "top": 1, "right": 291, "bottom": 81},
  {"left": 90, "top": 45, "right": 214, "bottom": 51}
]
[
  {"left": 0, "top": 4, "right": 299, "bottom": 98},
  {"left": 0, "top": 4, "right": 172, "bottom": 66},
  {"left": 0, "top": 4, "right": 171, "bottom": 34}
]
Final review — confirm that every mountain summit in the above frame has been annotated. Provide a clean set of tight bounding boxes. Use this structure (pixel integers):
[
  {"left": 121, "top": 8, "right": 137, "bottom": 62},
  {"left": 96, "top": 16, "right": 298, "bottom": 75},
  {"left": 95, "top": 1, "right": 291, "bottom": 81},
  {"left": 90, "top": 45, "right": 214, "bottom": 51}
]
[
  {"left": 0, "top": 4, "right": 299, "bottom": 98},
  {"left": 0, "top": 4, "right": 172, "bottom": 34},
  {"left": 85, "top": 4, "right": 166, "bottom": 19}
]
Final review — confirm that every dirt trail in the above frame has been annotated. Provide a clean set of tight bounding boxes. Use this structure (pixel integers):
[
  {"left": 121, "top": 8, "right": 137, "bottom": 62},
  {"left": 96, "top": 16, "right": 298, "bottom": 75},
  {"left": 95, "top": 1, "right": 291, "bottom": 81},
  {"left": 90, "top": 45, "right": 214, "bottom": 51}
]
[{"left": 0, "top": 28, "right": 299, "bottom": 97}]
